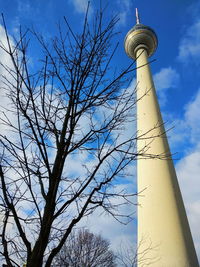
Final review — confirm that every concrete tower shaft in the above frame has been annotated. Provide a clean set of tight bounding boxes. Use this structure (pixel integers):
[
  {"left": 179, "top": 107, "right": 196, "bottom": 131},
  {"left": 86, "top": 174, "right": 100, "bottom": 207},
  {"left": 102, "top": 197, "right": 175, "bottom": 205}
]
[{"left": 124, "top": 9, "right": 199, "bottom": 267}]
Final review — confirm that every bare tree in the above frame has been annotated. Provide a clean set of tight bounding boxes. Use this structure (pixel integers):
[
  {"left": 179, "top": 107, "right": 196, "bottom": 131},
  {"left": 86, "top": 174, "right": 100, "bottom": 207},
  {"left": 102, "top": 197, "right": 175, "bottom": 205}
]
[
  {"left": 117, "top": 242, "right": 137, "bottom": 267},
  {"left": 116, "top": 238, "right": 161, "bottom": 267},
  {"left": 54, "top": 228, "right": 116, "bottom": 267},
  {"left": 0, "top": 4, "right": 138, "bottom": 267}
]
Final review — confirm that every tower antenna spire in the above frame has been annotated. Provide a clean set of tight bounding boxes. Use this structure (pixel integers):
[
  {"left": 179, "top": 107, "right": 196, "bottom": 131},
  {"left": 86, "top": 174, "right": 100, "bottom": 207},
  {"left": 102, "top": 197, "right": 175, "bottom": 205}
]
[{"left": 136, "top": 8, "right": 140, "bottom": 24}]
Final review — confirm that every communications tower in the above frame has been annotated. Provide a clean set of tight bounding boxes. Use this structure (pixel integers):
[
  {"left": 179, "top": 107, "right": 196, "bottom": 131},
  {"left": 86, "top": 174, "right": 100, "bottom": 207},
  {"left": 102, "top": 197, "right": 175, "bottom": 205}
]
[{"left": 124, "top": 9, "right": 199, "bottom": 266}]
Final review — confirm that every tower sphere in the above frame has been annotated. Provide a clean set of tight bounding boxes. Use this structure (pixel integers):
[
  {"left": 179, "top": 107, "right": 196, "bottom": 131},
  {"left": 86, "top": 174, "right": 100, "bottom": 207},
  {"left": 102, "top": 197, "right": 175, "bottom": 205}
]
[{"left": 124, "top": 23, "right": 158, "bottom": 59}]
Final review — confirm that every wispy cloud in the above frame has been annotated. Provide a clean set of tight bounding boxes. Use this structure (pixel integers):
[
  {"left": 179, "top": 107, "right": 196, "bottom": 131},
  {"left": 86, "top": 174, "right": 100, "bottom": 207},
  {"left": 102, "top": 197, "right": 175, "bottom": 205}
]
[
  {"left": 154, "top": 66, "right": 180, "bottom": 106},
  {"left": 117, "top": 0, "right": 132, "bottom": 26},
  {"left": 184, "top": 89, "right": 200, "bottom": 143},
  {"left": 170, "top": 88, "right": 200, "bottom": 260},
  {"left": 79, "top": 183, "right": 137, "bottom": 255},
  {"left": 169, "top": 88, "right": 200, "bottom": 148},
  {"left": 69, "top": 0, "right": 93, "bottom": 15},
  {"left": 0, "top": 24, "right": 18, "bottom": 136},
  {"left": 171, "top": 11, "right": 200, "bottom": 258},
  {"left": 72, "top": 80, "right": 137, "bottom": 260},
  {"left": 69, "top": 0, "right": 132, "bottom": 25},
  {"left": 17, "top": 0, "right": 31, "bottom": 14},
  {"left": 176, "top": 148, "right": 200, "bottom": 258},
  {"left": 178, "top": 20, "right": 200, "bottom": 64}
]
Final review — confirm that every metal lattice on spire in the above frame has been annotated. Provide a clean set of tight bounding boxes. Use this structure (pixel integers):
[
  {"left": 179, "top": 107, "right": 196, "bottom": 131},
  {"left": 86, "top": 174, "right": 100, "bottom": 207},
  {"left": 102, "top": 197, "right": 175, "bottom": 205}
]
[{"left": 136, "top": 8, "right": 140, "bottom": 24}]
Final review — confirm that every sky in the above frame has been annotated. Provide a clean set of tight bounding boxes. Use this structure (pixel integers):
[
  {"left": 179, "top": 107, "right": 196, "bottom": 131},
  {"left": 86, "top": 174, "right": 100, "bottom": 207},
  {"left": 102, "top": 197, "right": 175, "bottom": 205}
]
[{"left": 0, "top": 0, "right": 200, "bottom": 264}]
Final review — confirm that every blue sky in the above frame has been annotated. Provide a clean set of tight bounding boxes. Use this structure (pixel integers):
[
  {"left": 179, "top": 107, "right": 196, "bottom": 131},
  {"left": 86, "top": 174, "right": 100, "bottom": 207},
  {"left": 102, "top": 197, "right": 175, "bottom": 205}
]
[{"left": 1, "top": 0, "right": 200, "bottom": 263}]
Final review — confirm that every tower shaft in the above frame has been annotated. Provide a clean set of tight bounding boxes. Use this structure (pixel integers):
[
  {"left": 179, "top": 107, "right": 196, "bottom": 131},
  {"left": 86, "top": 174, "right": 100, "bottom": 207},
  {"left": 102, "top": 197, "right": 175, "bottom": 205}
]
[{"left": 136, "top": 48, "right": 198, "bottom": 266}]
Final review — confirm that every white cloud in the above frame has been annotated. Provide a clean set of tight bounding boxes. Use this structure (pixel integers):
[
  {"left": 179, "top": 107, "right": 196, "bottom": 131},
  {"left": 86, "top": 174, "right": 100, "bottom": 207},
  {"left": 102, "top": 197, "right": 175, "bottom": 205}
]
[
  {"left": 154, "top": 67, "right": 180, "bottom": 106},
  {"left": 168, "top": 88, "right": 200, "bottom": 149},
  {"left": 17, "top": 0, "right": 31, "bottom": 14},
  {"left": 178, "top": 20, "right": 200, "bottom": 63},
  {"left": 0, "top": 25, "right": 18, "bottom": 136},
  {"left": 170, "top": 88, "right": 200, "bottom": 261},
  {"left": 154, "top": 67, "right": 179, "bottom": 91},
  {"left": 69, "top": 0, "right": 132, "bottom": 25},
  {"left": 79, "top": 183, "right": 137, "bottom": 256},
  {"left": 184, "top": 89, "right": 200, "bottom": 143},
  {"left": 111, "top": 79, "right": 136, "bottom": 143},
  {"left": 69, "top": 0, "right": 93, "bottom": 15},
  {"left": 176, "top": 149, "right": 200, "bottom": 258},
  {"left": 117, "top": 0, "right": 132, "bottom": 26}
]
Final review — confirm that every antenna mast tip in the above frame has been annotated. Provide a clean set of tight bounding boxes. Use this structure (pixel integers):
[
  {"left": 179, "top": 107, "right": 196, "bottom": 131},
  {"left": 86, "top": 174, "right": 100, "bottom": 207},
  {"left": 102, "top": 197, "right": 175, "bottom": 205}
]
[{"left": 135, "top": 8, "right": 140, "bottom": 24}]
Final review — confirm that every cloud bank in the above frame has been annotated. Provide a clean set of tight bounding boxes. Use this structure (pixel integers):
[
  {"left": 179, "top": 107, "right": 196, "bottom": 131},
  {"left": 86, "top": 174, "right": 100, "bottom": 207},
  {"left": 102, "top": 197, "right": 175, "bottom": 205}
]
[
  {"left": 178, "top": 20, "right": 200, "bottom": 64},
  {"left": 154, "top": 67, "right": 180, "bottom": 106}
]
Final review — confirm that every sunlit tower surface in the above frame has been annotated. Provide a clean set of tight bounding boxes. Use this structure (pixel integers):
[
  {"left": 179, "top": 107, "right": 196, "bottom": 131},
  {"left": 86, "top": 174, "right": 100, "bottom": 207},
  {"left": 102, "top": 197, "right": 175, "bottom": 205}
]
[{"left": 124, "top": 9, "right": 199, "bottom": 266}]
